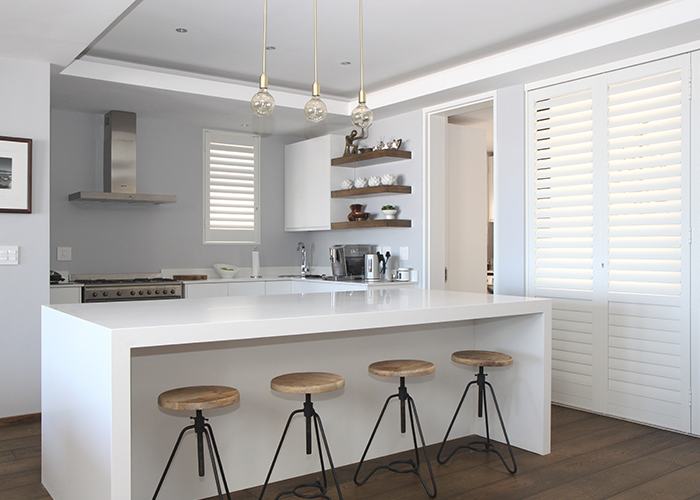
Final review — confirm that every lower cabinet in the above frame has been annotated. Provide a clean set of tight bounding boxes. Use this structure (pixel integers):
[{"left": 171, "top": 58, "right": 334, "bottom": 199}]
[
  {"left": 228, "top": 281, "right": 266, "bottom": 296},
  {"left": 49, "top": 286, "right": 82, "bottom": 304},
  {"left": 184, "top": 279, "right": 408, "bottom": 298},
  {"left": 265, "top": 280, "right": 293, "bottom": 295}
]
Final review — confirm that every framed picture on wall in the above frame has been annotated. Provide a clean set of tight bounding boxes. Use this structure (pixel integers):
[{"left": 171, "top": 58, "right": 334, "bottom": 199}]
[{"left": 0, "top": 136, "right": 32, "bottom": 213}]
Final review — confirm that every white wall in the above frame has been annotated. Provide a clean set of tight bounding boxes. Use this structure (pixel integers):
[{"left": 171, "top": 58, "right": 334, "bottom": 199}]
[
  {"left": 0, "top": 56, "right": 50, "bottom": 418},
  {"left": 50, "top": 110, "right": 305, "bottom": 275},
  {"left": 494, "top": 85, "right": 526, "bottom": 296}
]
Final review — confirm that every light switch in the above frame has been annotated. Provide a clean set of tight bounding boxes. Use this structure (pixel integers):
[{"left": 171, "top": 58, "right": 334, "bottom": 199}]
[
  {"left": 57, "top": 247, "right": 72, "bottom": 261},
  {"left": 400, "top": 246, "right": 410, "bottom": 260},
  {"left": 0, "top": 246, "right": 19, "bottom": 265}
]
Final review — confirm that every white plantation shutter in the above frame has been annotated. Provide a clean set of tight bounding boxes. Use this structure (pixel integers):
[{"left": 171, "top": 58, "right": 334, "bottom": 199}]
[
  {"left": 528, "top": 55, "right": 690, "bottom": 431},
  {"left": 204, "top": 130, "right": 260, "bottom": 244},
  {"left": 530, "top": 84, "right": 596, "bottom": 409},
  {"left": 604, "top": 62, "right": 689, "bottom": 430}
]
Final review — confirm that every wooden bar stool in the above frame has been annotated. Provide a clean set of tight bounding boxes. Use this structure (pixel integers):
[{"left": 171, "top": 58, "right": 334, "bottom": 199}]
[
  {"left": 437, "top": 350, "right": 517, "bottom": 474},
  {"left": 152, "top": 385, "right": 239, "bottom": 500},
  {"left": 259, "top": 372, "right": 345, "bottom": 500},
  {"left": 354, "top": 360, "right": 437, "bottom": 498}
]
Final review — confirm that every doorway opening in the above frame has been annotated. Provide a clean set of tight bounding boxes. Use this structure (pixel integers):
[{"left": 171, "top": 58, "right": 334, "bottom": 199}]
[{"left": 423, "top": 95, "right": 495, "bottom": 292}]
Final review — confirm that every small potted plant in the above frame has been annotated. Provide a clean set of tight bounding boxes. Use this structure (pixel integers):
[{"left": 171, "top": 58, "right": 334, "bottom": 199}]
[{"left": 381, "top": 204, "right": 398, "bottom": 219}]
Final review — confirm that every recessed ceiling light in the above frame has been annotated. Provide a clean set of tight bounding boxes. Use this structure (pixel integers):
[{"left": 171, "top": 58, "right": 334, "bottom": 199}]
[
  {"left": 341, "top": 61, "right": 351, "bottom": 65},
  {"left": 241, "top": 123, "right": 250, "bottom": 127},
  {"left": 266, "top": 46, "right": 276, "bottom": 51},
  {"left": 175, "top": 28, "right": 188, "bottom": 33}
]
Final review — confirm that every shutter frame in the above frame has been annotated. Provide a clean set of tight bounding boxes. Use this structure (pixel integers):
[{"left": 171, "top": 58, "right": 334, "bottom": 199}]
[{"left": 204, "top": 130, "right": 261, "bottom": 244}]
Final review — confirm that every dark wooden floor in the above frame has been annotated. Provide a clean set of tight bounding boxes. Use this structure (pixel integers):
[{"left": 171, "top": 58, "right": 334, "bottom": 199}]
[{"left": 3, "top": 406, "right": 700, "bottom": 500}]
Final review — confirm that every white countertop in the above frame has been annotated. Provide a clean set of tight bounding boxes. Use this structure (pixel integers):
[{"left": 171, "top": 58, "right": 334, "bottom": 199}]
[{"left": 47, "top": 289, "right": 548, "bottom": 349}]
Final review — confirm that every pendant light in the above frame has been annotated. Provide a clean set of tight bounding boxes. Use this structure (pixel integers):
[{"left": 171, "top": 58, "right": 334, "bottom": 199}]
[
  {"left": 350, "top": 0, "right": 373, "bottom": 128},
  {"left": 251, "top": 0, "right": 275, "bottom": 117},
  {"left": 303, "top": 0, "right": 327, "bottom": 122}
]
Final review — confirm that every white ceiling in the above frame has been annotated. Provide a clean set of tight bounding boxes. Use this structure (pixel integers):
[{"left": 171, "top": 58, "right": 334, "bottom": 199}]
[{"left": 3, "top": 0, "right": 700, "bottom": 135}]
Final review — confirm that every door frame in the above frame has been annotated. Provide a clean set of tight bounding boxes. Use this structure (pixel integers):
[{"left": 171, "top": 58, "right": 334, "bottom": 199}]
[{"left": 422, "top": 91, "right": 496, "bottom": 290}]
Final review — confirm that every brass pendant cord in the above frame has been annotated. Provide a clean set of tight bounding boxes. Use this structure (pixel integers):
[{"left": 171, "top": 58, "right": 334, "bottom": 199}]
[
  {"left": 313, "top": 0, "right": 319, "bottom": 94},
  {"left": 262, "top": 0, "right": 268, "bottom": 80},
  {"left": 359, "top": 0, "right": 365, "bottom": 97}
]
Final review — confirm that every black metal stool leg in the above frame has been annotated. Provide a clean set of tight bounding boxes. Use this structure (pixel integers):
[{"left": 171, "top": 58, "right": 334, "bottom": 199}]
[
  {"left": 353, "top": 379, "right": 437, "bottom": 498},
  {"left": 206, "top": 423, "right": 232, "bottom": 500},
  {"left": 259, "top": 396, "right": 343, "bottom": 500},
  {"left": 437, "top": 380, "right": 477, "bottom": 464},
  {"left": 437, "top": 367, "right": 517, "bottom": 474},
  {"left": 153, "top": 410, "right": 233, "bottom": 500},
  {"left": 152, "top": 423, "right": 195, "bottom": 500}
]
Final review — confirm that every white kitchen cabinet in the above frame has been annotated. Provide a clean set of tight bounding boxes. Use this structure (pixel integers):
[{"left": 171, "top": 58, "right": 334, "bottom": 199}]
[
  {"left": 49, "top": 286, "right": 82, "bottom": 304},
  {"left": 291, "top": 280, "right": 364, "bottom": 294},
  {"left": 227, "top": 281, "right": 266, "bottom": 296},
  {"left": 265, "top": 280, "right": 293, "bottom": 295},
  {"left": 284, "top": 134, "right": 346, "bottom": 231},
  {"left": 184, "top": 282, "right": 228, "bottom": 299}
]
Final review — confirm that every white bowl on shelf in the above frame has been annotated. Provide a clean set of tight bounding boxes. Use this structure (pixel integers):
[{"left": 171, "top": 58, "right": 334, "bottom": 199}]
[{"left": 213, "top": 264, "right": 240, "bottom": 279}]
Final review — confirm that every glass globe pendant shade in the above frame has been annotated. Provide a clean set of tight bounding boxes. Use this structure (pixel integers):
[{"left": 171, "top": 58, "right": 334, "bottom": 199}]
[
  {"left": 304, "top": 95, "right": 327, "bottom": 122},
  {"left": 251, "top": 87, "right": 275, "bottom": 117},
  {"left": 351, "top": 101, "right": 373, "bottom": 128}
]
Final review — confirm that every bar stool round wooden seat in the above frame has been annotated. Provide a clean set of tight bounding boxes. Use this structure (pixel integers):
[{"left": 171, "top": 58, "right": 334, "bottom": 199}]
[
  {"left": 259, "top": 372, "right": 345, "bottom": 500},
  {"left": 354, "top": 360, "right": 437, "bottom": 499},
  {"left": 152, "top": 385, "right": 240, "bottom": 500},
  {"left": 437, "top": 350, "right": 517, "bottom": 474}
]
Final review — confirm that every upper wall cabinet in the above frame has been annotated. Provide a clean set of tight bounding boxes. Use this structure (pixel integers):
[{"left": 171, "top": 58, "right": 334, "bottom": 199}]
[
  {"left": 285, "top": 135, "right": 345, "bottom": 231},
  {"left": 285, "top": 135, "right": 412, "bottom": 231}
]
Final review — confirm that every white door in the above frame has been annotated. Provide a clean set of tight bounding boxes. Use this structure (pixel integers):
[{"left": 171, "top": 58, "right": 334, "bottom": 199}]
[{"left": 446, "top": 124, "right": 488, "bottom": 293}]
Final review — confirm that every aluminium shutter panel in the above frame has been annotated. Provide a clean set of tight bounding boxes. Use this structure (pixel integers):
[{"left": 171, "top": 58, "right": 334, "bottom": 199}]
[{"left": 528, "top": 54, "right": 690, "bottom": 431}]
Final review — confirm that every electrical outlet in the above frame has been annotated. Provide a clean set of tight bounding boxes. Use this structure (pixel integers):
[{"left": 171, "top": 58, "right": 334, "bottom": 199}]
[
  {"left": 400, "top": 246, "right": 410, "bottom": 260},
  {"left": 57, "top": 247, "right": 72, "bottom": 261}
]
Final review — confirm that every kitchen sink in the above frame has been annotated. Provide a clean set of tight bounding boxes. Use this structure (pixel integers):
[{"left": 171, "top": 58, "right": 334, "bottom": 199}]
[{"left": 277, "top": 274, "right": 324, "bottom": 279}]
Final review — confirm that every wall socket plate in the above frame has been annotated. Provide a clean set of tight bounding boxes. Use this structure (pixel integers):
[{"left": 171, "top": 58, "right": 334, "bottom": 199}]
[{"left": 57, "top": 247, "right": 72, "bottom": 261}]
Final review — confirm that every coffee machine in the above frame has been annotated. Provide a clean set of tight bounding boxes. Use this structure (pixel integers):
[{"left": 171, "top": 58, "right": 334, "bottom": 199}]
[{"left": 329, "top": 244, "right": 375, "bottom": 279}]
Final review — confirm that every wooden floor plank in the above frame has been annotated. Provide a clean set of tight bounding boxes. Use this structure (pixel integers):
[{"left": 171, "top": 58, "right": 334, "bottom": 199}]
[{"left": 3, "top": 406, "right": 700, "bottom": 500}]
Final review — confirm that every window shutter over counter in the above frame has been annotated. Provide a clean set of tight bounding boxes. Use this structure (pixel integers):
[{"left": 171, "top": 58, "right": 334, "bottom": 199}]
[
  {"left": 204, "top": 130, "right": 260, "bottom": 244},
  {"left": 528, "top": 55, "right": 690, "bottom": 432}
]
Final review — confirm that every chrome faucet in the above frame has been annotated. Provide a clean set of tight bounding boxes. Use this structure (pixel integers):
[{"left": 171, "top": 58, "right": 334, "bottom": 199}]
[{"left": 297, "top": 242, "right": 309, "bottom": 276}]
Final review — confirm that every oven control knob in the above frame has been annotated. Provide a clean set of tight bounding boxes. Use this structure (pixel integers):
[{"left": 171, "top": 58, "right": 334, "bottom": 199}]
[
  {"left": 155, "top": 289, "right": 160, "bottom": 295},
  {"left": 162, "top": 289, "right": 168, "bottom": 295},
  {"left": 92, "top": 292, "right": 98, "bottom": 297},
  {"left": 170, "top": 289, "right": 176, "bottom": 294},
  {"left": 102, "top": 292, "right": 108, "bottom": 297},
  {"left": 116, "top": 291, "right": 122, "bottom": 296},
  {"left": 147, "top": 290, "right": 152, "bottom": 295},
  {"left": 139, "top": 290, "right": 144, "bottom": 295},
  {"left": 130, "top": 291, "right": 136, "bottom": 296}
]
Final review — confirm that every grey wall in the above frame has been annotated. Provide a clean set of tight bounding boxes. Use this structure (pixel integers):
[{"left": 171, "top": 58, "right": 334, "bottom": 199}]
[
  {"left": 300, "top": 110, "right": 424, "bottom": 276},
  {"left": 0, "top": 57, "right": 50, "bottom": 418},
  {"left": 50, "top": 110, "right": 305, "bottom": 274}
]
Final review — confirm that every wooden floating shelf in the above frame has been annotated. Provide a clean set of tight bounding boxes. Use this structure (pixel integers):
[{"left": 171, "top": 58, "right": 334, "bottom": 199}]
[
  {"left": 331, "top": 185, "right": 412, "bottom": 198},
  {"left": 331, "top": 219, "right": 412, "bottom": 230},
  {"left": 331, "top": 149, "right": 412, "bottom": 167}
]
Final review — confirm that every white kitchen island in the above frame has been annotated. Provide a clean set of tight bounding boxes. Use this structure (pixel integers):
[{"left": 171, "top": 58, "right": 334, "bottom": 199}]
[{"left": 42, "top": 289, "right": 551, "bottom": 500}]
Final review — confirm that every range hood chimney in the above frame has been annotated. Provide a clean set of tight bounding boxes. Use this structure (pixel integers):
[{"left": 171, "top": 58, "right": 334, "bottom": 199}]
[{"left": 69, "top": 111, "right": 176, "bottom": 204}]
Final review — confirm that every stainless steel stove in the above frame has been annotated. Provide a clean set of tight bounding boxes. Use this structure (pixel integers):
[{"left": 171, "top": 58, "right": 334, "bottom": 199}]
[{"left": 71, "top": 273, "right": 183, "bottom": 303}]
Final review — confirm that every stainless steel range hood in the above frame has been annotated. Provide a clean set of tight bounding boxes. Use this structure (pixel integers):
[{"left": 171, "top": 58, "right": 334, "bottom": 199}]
[{"left": 69, "top": 111, "right": 176, "bottom": 204}]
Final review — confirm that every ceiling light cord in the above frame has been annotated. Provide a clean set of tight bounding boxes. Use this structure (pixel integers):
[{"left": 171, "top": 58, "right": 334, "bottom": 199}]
[
  {"left": 351, "top": 0, "right": 373, "bottom": 128},
  {"left": 304, "top": 0, "right": 327, "bottom": 122},
  {"left": 251, "top": 0, "right": 275, "bottom": 117}
]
